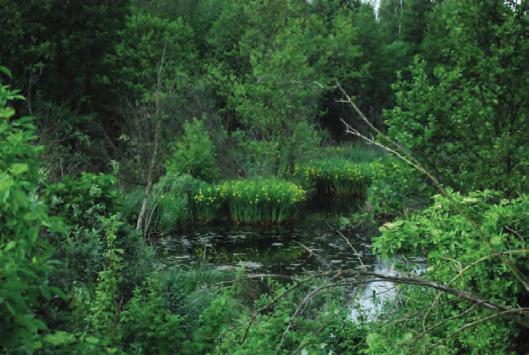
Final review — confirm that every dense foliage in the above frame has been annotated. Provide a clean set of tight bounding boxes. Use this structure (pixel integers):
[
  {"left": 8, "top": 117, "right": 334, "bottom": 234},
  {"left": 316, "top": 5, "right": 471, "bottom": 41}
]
[
  {"left": 219, "top": 178, "right": 307, "bottom": 224},
  {"left": 0, "top": 69, "right": 63, "bottom": 352},
  {"left": 2, "top": 0, "right": 529, "bottom": 354},
  {"left": 296, "top": 158, "right": 371, "bottom": 198},
  {"left": 368, "top": 191, "right": 529, "bottom": 353}
]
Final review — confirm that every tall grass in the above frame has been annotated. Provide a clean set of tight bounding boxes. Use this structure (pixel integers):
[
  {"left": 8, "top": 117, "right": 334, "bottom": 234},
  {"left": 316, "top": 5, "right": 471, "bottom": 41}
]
[
  {"left": 122, "top": 175, "right": 210, "bottom": 233},
  {"left": 296, "top": 158, "right": 371, "bottom": 198},
  {"left": 316, "top": 143, "right": 383, "bottom": 163},
  {"left": 125, "top": 176, "right": 309, "bottom": 230},
  {"left": 219, "top": 178, "right": 307, "bottom": 224},
  {"left": 192, "top": 184, "right": 223, "bottom": 223}
]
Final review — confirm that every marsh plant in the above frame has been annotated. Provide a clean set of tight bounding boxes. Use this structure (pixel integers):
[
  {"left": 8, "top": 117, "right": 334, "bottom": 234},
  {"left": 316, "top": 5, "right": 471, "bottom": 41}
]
[
  {"left": 192, "top": 184, "right": 224, "bottom": 223},
  {"left": 296, "top": 158, "right": 371, "bottom": 199},
  {"left": 219, "top": 178, "right": 307, "bottom": 224}
]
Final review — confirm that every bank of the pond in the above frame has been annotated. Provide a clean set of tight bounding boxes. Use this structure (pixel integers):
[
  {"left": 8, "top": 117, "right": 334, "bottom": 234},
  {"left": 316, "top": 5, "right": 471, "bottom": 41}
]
[{"left": 123, "top": 160, "right": 374, "bottom": 232}]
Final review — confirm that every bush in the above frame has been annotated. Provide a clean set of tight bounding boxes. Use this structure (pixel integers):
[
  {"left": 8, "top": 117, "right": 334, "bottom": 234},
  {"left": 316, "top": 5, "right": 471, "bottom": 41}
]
[
  {"left": 0, "top": 72, "right": 62, "bottom": 352},
  {"left": 119, "top": 274, "right": 186, "bottom": 354},
  {"left": 46, "top": 173, "right": 123, "bottom": 285},
  {"left": 116, "top": 266, "right": 363, "bottom": 354},
  {"left": 366, "top": 158, "right": 433, "bottom": 219},
  {"left": 368, "top": 191, "right": 529, "bottom": 354},
  {"left": 46, "top": 173, "right": 155, "bottom": 291},
  {"left": 296, "top": 158, "right": 371, "bottom": 198},
  {"left": 219, "top": 178, "right": 307, "bottom": 224},
  {"left": 166, "top": 119, "right": 219, "bottom": 182},
  {"left": 47, "top": 173, "right": 122, "bottom": 227},
  {"left": 217, "top": 278, "right": 361, "bottom": 354},
  {"left": 118, "top": 267, "right": 239, "bottom": 354}
]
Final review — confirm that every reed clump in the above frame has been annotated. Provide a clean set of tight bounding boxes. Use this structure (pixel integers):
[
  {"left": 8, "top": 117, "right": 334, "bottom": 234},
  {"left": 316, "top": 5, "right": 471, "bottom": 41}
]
[
  {"left": 219, "top": 178, "right": 307, "bottom": 224},
  {"left": 296, "top": 158, "right": 371, "bottom": 198}
]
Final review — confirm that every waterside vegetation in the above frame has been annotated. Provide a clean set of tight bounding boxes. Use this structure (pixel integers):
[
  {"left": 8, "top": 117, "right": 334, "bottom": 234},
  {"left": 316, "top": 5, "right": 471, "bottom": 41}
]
[{"left": 2, "top": 0, "right": 529, "bottom": 354}]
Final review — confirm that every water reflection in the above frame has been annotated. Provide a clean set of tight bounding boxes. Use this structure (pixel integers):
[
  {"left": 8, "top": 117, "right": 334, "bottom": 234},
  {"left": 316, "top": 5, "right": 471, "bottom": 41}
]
[
  {"left": 156, "top": 223, "right": 374, "bottom": 274},
  {"left": 154, "top": 221, "right": 417, "bottom": 321},
  {"left": 349, "top": 257, "right": 398, "bottom": 321}
]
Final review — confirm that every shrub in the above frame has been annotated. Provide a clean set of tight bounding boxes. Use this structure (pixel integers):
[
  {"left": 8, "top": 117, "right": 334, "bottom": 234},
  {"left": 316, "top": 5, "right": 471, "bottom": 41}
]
[
  {"left": 46, "top": 173, "right": 155, "bottom": 291},
  {"left": 296, "top": 158, "right": 371, "bottom": 198},
  {"left": 119, "top": 274, "right": 185, "bottom": 354},
  {"left": 119, "top": 267, "right": 239, "bottom": 354},
  {"left": 166, "top": 119, "right": 219, "bottom": 182},
  {"left": 46, "top": 173, "right": 123, "bottom": 285},
  {"left": 0, "top": 71, "right": 62, "bottom": 353},
  {"left": 219, "top": 178, "right": 307, "bottom": 224},
  {"left": 366, "top": 158, "right": 433, "bottom": 219},
  {"left": 47, "top": 173, "right": 122, "bottom": 227},
  {"left": 368, "top": 191, "right": 529, "bottom": 353},
  {"left": 217, "top": 278, "right": 360, "bottom": 354}
]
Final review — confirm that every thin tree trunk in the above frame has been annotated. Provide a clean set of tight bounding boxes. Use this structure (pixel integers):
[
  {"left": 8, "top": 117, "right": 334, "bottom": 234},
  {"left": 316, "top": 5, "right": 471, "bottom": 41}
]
[{"left": 136, "top": 43, "right": 167, "bottom": 234}]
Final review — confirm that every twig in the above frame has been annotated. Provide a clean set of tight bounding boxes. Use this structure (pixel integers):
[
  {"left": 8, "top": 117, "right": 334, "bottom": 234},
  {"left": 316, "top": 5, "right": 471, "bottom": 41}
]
[{"left": 332, "top": 225, "right": 367, "bottom": 270}]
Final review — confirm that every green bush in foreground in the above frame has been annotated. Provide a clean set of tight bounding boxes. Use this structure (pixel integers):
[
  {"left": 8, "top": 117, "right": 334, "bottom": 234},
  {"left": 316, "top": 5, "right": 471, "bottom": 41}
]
[
  {"left": 117, "top": 268, "right": 363, "bottom": 354},
  {"left": 0, "top": 70, "right": 63, "bottom": 353},
  {"left": 46, "top": 173, "right": 123, "bottom": 285},
  {"left": 367, "top": 191, "right": 529, "bottom": 354},
  {"left": 296, "top": 158, "right": 371, "bottom": 198},
  {"left": 219, "top": 178, "right": 307, "bottom": 224}
]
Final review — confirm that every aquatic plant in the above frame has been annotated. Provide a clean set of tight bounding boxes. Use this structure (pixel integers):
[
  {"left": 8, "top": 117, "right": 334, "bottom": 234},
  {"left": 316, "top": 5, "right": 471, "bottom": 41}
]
[
  {"left": 296, "top": 158, "right": 371, "bottom": 198},
  {"left": 316, "top": 143, "right": 383, "bottom": 163},
  {"left": 192, "top": 184, "right": 224, "bottom": 223},
  {"left": 219, "top": 178, "right": 307, "bottom": 224},
  {"left": 127, "top": 174, "right": 206, "bottom": 233}
]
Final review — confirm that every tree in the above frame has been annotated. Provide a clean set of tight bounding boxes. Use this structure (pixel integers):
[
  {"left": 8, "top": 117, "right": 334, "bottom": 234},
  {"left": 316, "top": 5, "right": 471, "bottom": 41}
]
[
  {"left": 0, "top": 0, "right": 129, "bottom": 111},
  {"left": 385, "top": 0, "right": 529, "bottom": 194}
]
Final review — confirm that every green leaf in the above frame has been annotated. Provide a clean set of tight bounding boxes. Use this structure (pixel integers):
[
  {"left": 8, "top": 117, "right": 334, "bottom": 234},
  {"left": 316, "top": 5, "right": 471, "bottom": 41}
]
[
  {"left": 9, "top": 163, "right": 28, "bottom": 176},
  {"left": 0, "top": 107, "right": 15, "bottom": 119},
  {"left": 490, "top": 235, "right": 502, "bottom": 247},
  {"left": 4, "top": 241, "right": 16, "bottom": 251},
  {"left": 0, "top": 66, "right": 12, "bottom": 78}
]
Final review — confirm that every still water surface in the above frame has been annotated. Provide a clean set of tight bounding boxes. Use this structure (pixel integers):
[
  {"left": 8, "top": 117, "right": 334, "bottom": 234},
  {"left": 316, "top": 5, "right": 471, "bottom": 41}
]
[{"left": 154, "top": 219, "right": 410, "bottom": 319}]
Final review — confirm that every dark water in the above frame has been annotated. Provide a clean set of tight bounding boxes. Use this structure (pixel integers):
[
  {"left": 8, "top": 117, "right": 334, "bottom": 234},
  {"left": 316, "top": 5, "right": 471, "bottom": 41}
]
[
  {"left": 155, "top": 220, "right": 376, "bottom": 275},
  {"left": 154, "top": 217, "right": 425, "bottom": 320}
]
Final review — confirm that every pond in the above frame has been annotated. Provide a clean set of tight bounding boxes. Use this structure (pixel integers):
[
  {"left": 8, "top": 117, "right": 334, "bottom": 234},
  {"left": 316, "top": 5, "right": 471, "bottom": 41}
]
[
  {"left": 153, "top": 216, "right": 410, "bottom": 320},
  {"left": 155, "top": 219, "right": 374, "bottom": 274}
]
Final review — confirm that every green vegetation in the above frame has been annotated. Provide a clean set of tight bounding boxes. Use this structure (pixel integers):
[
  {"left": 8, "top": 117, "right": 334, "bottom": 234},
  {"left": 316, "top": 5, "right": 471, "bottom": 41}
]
[
  {"left": 2, "top": 0, "right": 529, "bottom": 353},
  {"left": 0, "top": 69, "right": 61, "bottom": 352},
  {"left": 219, "top": 178, "right": 307, "bottom": 224},
  {"left": 166, "top": 119, "right": 219, "bottom": 182},
  {"left": 127, "top": 176, "right": 311, "bottom": 228},
  {"left": 366, "top": 191, "right": 529, "bottom": 353},
  {"left": 297, "top": 158, "right": 371, "bottom": 198}
]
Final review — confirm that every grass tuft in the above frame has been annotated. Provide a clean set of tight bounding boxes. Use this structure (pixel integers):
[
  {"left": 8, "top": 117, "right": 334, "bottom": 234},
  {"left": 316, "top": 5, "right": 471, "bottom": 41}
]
[{"left": 219, "top": 178, "right": 307, "bottom": 224}]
